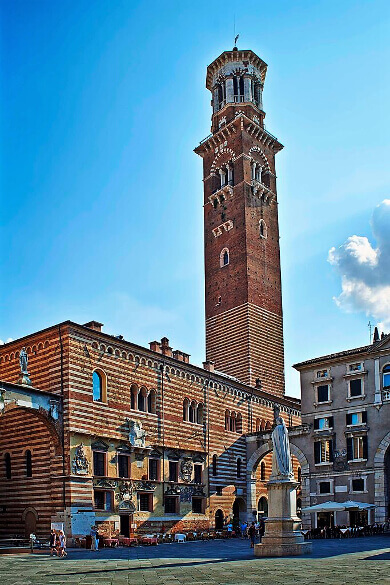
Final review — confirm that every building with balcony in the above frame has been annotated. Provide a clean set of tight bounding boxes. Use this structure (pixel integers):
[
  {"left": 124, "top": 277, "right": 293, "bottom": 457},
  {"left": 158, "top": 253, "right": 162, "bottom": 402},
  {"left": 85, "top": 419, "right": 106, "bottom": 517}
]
[{"left": 293, "top": 329, "right": 390, "bottom": 529}]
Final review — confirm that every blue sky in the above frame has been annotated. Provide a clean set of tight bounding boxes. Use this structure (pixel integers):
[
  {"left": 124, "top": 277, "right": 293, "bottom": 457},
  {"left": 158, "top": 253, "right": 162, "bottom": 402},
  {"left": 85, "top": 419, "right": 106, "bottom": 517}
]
[{"left": 1, "top": 0, "right": 390, "bottom": 397}]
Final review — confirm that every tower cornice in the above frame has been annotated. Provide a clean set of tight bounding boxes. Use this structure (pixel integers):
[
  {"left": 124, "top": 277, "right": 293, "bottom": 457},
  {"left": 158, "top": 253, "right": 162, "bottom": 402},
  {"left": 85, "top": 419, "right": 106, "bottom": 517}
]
[
  {"left": 194, "top": 113, "right": 283, "bottom": 157},
  {"left": 206, "top": 49, "right": 267, "bottom": 90}
]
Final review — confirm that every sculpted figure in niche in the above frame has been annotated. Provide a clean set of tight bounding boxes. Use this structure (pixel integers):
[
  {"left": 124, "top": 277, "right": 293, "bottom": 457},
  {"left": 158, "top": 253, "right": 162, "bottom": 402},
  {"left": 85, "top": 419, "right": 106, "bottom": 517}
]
[
  {"left": 19, "top": 347, "right": 29, "bottom": 375},
  {"left": 180, "top": 458, "right": 193, "bottom": 483},
  {"left": 128, "top": 420, "right": 146, "bottom": 448},
  {"left": 271, "top": 406, "right": 293, "bottom": 478},
  {"left": 72, "top": 444, "right": 89, "bottom": 475}
]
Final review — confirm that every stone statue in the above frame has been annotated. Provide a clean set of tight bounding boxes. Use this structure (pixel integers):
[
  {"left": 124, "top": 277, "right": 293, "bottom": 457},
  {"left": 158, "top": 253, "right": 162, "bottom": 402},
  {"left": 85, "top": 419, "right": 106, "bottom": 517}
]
[
  {"left": 180, "top": 458, "right": 193, "bottom": 483},
  {"left": 271, "top": 407, "right": 293, "bottom": 478},
  {"left": 128, "top": 420, "right": 146, "bottom": 448},
  {"left": 71, "top": 444, "right": 89, "bottom": 475},
  {"left": 19, "top": 347, "right": 28, "bottom": 374},
  {"left": 19, "top": 347, "right": 31, "bottom": 385}
]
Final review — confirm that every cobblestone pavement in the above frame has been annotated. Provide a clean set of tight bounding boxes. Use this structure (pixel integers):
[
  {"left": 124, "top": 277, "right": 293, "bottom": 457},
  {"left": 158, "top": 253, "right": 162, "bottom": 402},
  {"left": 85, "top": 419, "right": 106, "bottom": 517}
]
[{"left": 1, "top": 536, "right": 389, "bottom": 585}]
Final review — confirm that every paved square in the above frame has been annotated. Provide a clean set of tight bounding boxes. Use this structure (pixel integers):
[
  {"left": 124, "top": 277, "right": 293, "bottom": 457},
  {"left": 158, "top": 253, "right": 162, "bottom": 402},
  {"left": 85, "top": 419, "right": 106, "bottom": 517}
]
[{"left": 1, "top": 536, "right": 389, "bottom": 585}]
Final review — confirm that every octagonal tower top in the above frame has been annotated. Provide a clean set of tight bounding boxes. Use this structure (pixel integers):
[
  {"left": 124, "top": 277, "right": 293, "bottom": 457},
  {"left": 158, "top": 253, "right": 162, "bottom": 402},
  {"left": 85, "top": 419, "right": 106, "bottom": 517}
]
[{"left": 205, "top": 48, "right": 268, "bottom": 131}]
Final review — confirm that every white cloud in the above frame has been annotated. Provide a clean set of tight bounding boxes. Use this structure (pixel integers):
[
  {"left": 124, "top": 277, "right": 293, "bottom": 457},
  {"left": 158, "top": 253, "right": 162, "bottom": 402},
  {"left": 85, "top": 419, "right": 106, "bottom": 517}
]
[{"left": 328, "top": 199, "right": 390, "bottom": 328}]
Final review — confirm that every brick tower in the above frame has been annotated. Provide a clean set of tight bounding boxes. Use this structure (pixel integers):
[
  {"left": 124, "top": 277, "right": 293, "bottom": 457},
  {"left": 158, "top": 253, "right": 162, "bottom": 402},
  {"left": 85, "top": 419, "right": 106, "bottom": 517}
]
[{"left": 195, "top": 48, "right": 285, "bottom": 397}]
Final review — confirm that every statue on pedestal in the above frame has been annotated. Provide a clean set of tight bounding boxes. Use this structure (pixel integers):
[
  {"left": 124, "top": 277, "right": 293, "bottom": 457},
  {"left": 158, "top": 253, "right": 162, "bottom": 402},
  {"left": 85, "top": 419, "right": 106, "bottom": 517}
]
[{"left": 271, "top": 406, "right": 293, "bottom": 479}]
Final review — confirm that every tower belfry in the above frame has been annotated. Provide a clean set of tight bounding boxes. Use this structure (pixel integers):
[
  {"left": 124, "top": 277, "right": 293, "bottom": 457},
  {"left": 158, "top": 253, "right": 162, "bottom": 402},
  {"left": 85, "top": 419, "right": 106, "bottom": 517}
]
[{"left": 195, "top": 48, "right": 285, "bottom": 397}]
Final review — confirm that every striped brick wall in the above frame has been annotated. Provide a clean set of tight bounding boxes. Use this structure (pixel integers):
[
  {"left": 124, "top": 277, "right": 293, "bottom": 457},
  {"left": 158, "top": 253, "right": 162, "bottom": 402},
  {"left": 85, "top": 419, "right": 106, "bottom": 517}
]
[{"left": 206, "top": 302, "right": 284, "bottom": 396}]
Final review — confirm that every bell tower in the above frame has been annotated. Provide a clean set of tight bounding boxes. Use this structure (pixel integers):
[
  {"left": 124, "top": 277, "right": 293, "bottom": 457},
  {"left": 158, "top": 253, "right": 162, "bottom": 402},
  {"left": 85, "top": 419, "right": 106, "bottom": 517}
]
[{"left": 195, "top": 47, "right": 285, "bottom": 397}]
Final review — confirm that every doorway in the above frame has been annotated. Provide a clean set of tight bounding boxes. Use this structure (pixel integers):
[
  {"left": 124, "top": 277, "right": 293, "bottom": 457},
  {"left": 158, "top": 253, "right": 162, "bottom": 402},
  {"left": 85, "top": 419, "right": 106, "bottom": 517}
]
[
  {"left": 349, "top": 510, "right": 368, "bottom": 527},
  {"left": 258, "top": 496, "right": 268, "bottom": 519},
  {"left": 120, "top": 515, "right": 130, "bottom": 537},
  {"left": 24, "top": 511, "right": 37, "bottom": 537},
  {"left": 317, "top": 512, "right": 334, "bottom": 529},
  {"left": 215, "top": 509, "right": 224, "bottom": 530}
]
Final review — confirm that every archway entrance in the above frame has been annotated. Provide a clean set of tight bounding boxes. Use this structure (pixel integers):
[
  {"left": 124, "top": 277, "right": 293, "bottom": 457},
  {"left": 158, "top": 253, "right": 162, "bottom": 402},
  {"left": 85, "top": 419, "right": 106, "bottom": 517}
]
[
  {"left": 232, "top": 498, "right": 246, "bottom": 530},
  {"left": 215, "top": 509, "right": 224, "bottom": 530},
  {"left": 24, "top": 511, "right": 37, "bottom": 537},
  {"left": 258, "top": 496, "right": 268, "bottom": 520}
]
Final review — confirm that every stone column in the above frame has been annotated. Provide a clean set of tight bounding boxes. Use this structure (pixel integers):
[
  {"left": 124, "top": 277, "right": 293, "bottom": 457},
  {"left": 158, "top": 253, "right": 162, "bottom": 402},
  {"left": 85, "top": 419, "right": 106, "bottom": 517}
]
[
  {"left": 244, "top": 77, "right": 251, "bottom": 102},
  {"left": 227, "top": 164, "right": 233, "bottom": 185},
  {"left": 225, "top": 77, "right": 234, "bottom": 104},
  {"left": 374, "top": 359, "right": 382, "bottom": 404},
  {"left": 246, "top": 476, "right": 257, "bottom": 523}
]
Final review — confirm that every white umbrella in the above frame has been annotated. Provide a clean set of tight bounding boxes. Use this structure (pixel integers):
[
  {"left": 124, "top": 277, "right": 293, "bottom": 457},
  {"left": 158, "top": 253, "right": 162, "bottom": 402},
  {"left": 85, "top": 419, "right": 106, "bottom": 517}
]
[
  {"left": 301, "top": 501, "right": 346, "bottom": 513},
  {"left": 342, "top": 500, "right": 375, "bottom": 510}
]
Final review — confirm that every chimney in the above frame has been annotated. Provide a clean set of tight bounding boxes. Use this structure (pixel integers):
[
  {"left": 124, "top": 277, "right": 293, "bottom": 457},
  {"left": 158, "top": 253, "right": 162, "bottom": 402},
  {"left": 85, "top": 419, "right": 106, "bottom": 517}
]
[
  {"left": 203, "top": 360, "right": 215, "bottom": 372},
  {"left": 182, "top": 353, "right": 190, "bottom": 364},
  {"left": 83, "top": 321, "right": 103, "bottom": 332},
  {"left": 373, "top": 327, "right": 380, "bottom": 343},
  {"left": 160, "top": 337, "right": 172, "bottom": 358},
  {"left": 173, "top": 350, "right": 184, "bottom": 362},
  {"left": 149, "top": 341, "right": 162, "bottom": 353}
]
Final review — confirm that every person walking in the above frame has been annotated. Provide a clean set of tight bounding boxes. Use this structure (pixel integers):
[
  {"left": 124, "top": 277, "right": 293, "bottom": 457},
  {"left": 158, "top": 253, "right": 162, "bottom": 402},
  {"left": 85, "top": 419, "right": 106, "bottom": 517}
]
[
  {"left": 49, "top": 529, "right": 57, "bottom": 556},
  {"left": 90, "top": 526, "right": 98, "bottom": 551},
  {"left": 58, "top": 530, "right": 67, "bottom": 557},
  {"left": 258, "top": 517, "right": 265, "bottom": 542},
  {"left": 248, "top": 522, "right": 256, "bottom": 548}
]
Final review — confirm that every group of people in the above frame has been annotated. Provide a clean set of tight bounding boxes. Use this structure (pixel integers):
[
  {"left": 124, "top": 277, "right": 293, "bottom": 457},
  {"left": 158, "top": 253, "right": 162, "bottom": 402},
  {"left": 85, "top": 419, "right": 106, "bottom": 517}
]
[
  {"left": 309, "top": 522, "right": 390, "bottom": 539},
  {"left": 49, "top": 529, "right": 67, "bottom": 557},
  {"left": 239, "top": 519, "right": 266, "bottom": 547}
]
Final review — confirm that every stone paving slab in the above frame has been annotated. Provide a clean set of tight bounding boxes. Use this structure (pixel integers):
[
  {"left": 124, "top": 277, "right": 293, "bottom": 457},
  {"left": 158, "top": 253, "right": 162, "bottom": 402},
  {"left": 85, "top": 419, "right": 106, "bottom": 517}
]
[{"left": 0, "top": 536, "right": 389, "bottom": 585}]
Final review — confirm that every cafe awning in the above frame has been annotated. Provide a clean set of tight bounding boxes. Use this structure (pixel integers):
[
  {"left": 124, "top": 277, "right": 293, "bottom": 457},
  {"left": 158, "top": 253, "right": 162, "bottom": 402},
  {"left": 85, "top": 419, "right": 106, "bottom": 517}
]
[{"left": 301, "top": 501, "right": 346, "bottom": 512}]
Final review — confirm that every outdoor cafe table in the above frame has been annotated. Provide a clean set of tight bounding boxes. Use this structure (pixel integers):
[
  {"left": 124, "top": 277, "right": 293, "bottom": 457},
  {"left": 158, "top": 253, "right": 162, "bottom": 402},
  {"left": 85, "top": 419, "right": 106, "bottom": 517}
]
[
  {"left": 103, "top": 538, "right": 119, "bottom": 547},
  {"left": 140, "top": 535, "right": 158, "bottom": 545},
  {"left": 120, "top": 537, "right": 138, "bottom": 546}
]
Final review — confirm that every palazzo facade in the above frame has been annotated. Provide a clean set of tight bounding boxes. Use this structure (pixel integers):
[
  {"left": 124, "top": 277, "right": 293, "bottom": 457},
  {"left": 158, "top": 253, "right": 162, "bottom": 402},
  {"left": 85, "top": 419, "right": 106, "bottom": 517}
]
[{"left": 0, "top": 47, "right": 304, "bottom": 541}]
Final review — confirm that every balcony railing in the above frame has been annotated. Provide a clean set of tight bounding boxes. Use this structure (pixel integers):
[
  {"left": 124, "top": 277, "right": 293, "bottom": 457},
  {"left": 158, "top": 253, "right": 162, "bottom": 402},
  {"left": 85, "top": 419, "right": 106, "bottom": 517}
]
[{"left": 383, "top": 389, "right": 390, "bottom": 401}]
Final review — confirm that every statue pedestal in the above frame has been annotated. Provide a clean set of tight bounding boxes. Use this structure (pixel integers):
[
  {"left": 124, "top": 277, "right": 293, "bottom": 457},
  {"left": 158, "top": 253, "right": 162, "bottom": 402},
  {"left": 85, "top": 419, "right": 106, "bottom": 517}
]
[{"left": 254, "top": 478, "right": 312, "bottom": 557}]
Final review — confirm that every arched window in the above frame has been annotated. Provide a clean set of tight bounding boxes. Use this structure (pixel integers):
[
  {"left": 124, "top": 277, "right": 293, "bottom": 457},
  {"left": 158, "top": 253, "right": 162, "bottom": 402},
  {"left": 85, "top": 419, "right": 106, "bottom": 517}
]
[
  {"left": 92, "top": 370, "right": 105, "bottom": 402},
  {"left": 5, "top": 453, "right": 11, "bottom": 479},
  {"left": 220, "top": 248, "right": 229, "bottom": 268},
  {"left": 189, "top": 401, "right": 196, "bottom": 423},
  {"left": 259, "top": 219, "right": 267, "bottom": 239},
  {"left": 230, "top": 412, "right": 236, "bottom": 433},
  {"left": 197, "top": 403, "right": 204, "bottom": 425},
  {"left": 265, "top": 420, "right": 272, "bottom": 430},
  {"left": 212, "top": 454, "right": 217, "bottom": 476},
  {"left": 256, "top": 418, "right": 261, "bottom": 432},
  {"left": 236, "top": 413, "right": 242, "bottom": 434},
  {"left": 383, "top": 364, "right": 390, "bottom": 390},
  {"left": 130, "top": 384, "right": 138, "bottom": 410},
  {"left": 26, "top": 450, "right": 32, "bottom": 477},
  {"left": 260, "top": 419, "right": 266, "bottom": 431},
  {"left": 260, "top": 461, "right": 266, "bottom": 481},
  {"left": 138, "top": 387, "right": 147, "bottom": 412},
  {"left": 148, "top": 389, "right": 156, "bottom": 414},
  {"left": 236, "top": 457, "right": 242, "bottom": 478},
  {"left": 183, "top": 398, "right": 189, "bottom": 421},
  {"left": 225, "top": 410, "right": 230, "bottom": 430},
  {"left": 297, "top": 467, "right": 301, "bottom": 483}
]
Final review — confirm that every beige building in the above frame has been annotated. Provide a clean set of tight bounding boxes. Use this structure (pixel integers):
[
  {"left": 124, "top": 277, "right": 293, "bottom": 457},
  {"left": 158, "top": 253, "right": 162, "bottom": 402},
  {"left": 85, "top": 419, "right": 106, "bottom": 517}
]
[{"left": 293, "top": 330, "right": 390, "bottom": 528}]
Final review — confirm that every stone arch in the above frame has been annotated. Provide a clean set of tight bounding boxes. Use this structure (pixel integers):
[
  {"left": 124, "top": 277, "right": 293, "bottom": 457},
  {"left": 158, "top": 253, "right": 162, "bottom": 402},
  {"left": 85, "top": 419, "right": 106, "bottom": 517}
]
[
  {"left": 210, "top": 148, "right": 236, "bottom": 175},
  {"left": 374, "top": 430, "right": 390, "bottom": 523},
  {"left": 2, "top": 404, "right": 62, "bottom": 455},
  {"left": 246, "top": 441, "right": 309, "bottom": 522},
  {"left": 248, "top": 146, "right": 270, "bottom": 172}
]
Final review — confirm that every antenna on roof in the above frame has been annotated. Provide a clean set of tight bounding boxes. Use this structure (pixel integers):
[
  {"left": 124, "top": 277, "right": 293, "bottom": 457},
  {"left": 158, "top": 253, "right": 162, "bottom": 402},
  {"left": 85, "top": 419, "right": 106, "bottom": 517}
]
[
  {"left": 368, "top": 321, "right": 373, "bottom": 343},
  {"left": 233, "top": 15, "right": 239, "bottom": 48}
]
